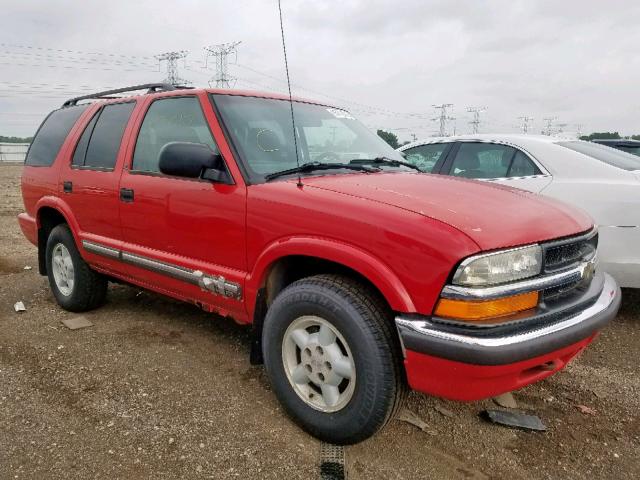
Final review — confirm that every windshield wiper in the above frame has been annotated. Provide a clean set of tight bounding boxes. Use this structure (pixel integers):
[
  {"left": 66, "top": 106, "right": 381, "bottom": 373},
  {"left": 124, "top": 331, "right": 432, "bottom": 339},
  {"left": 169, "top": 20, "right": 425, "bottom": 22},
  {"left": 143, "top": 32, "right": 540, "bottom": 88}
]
[
  {"left": 349, "top": 156, "right": 421, "bottom": 172},
  {"left": 264, "top": 161, "right": 379, "bottom": 181}
]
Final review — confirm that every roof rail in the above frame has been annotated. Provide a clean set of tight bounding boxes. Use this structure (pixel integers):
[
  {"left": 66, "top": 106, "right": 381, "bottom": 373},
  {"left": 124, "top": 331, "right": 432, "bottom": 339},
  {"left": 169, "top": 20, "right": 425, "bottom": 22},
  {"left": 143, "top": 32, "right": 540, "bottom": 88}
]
[{"left": 61, "top": 83, "right": 189, "bottom": 107}]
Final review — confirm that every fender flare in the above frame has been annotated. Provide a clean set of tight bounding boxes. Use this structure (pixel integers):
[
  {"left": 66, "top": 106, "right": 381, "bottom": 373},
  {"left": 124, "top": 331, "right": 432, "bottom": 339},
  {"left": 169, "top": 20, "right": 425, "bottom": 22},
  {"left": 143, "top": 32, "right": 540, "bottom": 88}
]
[
  {"left": 246, "top": 235, "right": 416, "bottom": 319},
  {"left": 34, "top": 195, "right": 83, "bottom": 247}
]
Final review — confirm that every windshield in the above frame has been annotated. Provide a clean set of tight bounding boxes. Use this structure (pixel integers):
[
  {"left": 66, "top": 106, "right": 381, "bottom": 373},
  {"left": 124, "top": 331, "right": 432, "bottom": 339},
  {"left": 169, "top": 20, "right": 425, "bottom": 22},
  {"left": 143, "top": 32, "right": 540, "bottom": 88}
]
[
  {"left": 557, "top": 140, "right": 640, "bottom": 171},
  {"left": 212, "top": 94, "right": 404, "bottom": 182}
]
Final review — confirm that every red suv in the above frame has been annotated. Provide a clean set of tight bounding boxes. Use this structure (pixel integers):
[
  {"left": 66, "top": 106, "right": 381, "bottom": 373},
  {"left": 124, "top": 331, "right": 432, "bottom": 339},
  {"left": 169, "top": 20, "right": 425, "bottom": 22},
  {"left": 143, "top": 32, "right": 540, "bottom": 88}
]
[{"left": 19, "top": 84, "right": 620, "bottom": 444}]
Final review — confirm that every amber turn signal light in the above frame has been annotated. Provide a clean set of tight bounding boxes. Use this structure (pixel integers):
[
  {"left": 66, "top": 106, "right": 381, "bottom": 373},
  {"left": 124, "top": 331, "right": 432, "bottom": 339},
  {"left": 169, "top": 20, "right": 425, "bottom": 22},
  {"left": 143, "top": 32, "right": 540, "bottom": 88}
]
[{"left": 434, "top": 291, "right": 539, "bottom": 322}]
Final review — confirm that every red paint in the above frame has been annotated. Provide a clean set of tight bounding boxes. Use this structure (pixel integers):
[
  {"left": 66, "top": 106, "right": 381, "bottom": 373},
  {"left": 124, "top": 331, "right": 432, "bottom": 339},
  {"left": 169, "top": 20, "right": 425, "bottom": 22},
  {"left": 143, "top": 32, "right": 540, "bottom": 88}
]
[
  {"left": 18, "top": 87, "right": 599, "bottom": 402},
  {"left": 403, "top": 334, "right": 596, "bottom": 401}
]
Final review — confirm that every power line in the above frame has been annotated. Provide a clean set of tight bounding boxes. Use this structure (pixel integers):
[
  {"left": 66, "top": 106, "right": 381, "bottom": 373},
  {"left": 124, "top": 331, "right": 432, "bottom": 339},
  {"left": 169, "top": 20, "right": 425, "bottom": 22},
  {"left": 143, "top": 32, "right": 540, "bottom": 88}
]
[
  {"left": 432, "top": 104, "right": 454, "bottom": 136},
  {"left": 203, "top": 42, "right": 241, "bottom": 88},
  {"left": 467, "top": 106, "right": 486, "bottom": 134},
  {"left": 155, "top": 51, "right": 190, "bottom": 86}
]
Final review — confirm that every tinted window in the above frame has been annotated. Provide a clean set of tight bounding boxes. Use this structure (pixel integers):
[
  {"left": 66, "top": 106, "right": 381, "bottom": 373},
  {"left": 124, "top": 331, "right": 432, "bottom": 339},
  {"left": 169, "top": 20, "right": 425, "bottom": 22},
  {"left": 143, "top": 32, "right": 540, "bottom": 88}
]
[
  {"left": 133, "top": 97, "right": 218, "bottom": 173},
  {"left": 81, "top": 102, "right": 135, "bottom": 169},
  {"left": 72, "top": 112, "right": 99, "bottom": 166},
  {"left": 403, "top": 143, "right": 448, "bottom": 173},
  {"left": 450, "top": 143, "right": 516, "bottom": 179},
  {"left": 508, "top": 150, "right": 541, "bottom": 177},
  {"left": 25, "top": 105, "right": 88, "bottom": 166},
  {"left": 618, "top": 146, "right": 640, "bottom": 157},
  {"left": 558, "top": 141, "right": 640, "bottom": 171}
]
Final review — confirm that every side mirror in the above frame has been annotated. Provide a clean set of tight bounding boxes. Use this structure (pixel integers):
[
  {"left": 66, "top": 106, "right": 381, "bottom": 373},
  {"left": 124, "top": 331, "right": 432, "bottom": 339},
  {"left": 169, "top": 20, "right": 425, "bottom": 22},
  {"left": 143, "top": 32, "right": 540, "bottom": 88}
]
[{"left": 158, "top": 142, "right": 232, "bottom": 184}]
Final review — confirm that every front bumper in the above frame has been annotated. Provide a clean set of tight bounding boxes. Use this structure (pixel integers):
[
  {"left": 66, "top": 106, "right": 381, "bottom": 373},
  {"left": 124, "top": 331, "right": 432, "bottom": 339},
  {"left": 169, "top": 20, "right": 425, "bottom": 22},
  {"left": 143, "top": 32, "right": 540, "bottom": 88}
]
[{"left": 396, "top": 272, "right": 620, "bottom": 400}]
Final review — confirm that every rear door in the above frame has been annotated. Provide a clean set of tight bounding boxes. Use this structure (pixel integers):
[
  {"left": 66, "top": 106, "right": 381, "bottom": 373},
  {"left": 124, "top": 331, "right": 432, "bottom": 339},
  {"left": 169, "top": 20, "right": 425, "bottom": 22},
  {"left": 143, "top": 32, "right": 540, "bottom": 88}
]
[
  {"left": 442, "top": 141, "right": 552, "bottom": 192},
  {"left": 59, "top": 100, "right": 136, "bottom": 246},
  {"left": 117, "top": 93, "right": 247, "bottom": 317}
]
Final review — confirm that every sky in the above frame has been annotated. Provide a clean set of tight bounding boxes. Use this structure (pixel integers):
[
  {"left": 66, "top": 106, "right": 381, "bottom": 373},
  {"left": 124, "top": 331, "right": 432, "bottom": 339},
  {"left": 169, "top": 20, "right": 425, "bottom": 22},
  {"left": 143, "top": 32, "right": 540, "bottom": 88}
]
[{"left": 1, "top": 0, "right": 639, "bottom": 141}]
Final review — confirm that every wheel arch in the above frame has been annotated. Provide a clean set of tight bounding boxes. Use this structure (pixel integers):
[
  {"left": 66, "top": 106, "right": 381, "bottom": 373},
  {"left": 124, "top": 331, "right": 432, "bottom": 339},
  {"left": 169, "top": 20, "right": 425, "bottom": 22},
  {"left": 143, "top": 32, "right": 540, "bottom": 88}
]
[
  {"left": 35, "top": 197, "right": 80, "bottom": 275},
  {"left": 246, "top": 237, "right": 415, "bottom": 364}
]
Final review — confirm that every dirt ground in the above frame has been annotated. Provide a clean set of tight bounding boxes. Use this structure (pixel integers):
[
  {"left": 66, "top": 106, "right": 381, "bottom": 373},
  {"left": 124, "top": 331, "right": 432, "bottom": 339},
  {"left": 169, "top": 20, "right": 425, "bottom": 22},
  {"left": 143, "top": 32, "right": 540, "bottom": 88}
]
[{"left": 1, "top": 163, "right": 639, "bottom": 479}]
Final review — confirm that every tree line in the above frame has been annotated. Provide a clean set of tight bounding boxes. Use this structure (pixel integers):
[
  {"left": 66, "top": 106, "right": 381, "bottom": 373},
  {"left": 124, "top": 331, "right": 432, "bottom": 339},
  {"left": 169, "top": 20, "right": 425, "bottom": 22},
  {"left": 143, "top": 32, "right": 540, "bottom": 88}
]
[{"left": 0, "top": 135, "right": 33, "bottom": 143}]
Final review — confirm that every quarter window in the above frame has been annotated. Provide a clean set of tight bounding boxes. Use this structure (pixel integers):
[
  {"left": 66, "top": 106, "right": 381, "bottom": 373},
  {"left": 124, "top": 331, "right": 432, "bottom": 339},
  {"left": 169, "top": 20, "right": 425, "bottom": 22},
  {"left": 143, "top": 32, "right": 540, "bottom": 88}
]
[
  {"left": 72, "top": 102, "right": 135, "bottom": 170},
  {"left": 449, "top": 143, "right": 541, "bottom": 179},
  {"left": 132, "top": 97, "right": 218, "bottom": 173},
  {"left": 402, "top": 143, "right": 448, "bottom": 173},
  {"left": 509, "top": 150, "right": 541, "bottom": 177},
  {"left": 25, "top": 105, "right": 88, "bottom": 167}
]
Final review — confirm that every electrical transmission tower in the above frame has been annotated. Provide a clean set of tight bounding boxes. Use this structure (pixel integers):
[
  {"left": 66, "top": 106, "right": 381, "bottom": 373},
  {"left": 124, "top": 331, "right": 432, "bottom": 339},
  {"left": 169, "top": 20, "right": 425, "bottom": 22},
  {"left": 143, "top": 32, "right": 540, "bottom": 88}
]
[
  {"left": 518, "top": 116, "right": 534, "bottom": 134},
  {"left": 542, "top": 116, "right": 558, "bottom": 136},
  {"left": 155, "top": 51, "right": 189, "bottom": 86},
  {"left": 432, "top": 104, "right": 454, "bottom": 136},
  {"left": 204, "top": 41, "right": 241, "bottom": 88},
  {"left": 467, "top": 107, "right": 486, "bottom": 134}
]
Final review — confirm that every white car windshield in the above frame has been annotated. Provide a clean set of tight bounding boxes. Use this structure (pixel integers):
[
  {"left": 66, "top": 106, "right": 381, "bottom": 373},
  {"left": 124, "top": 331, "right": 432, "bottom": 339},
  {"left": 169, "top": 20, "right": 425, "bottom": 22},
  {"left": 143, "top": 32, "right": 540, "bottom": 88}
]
[
  {"left": 213, "top": 94, "right": 405, "bottom": 182},
  {"left": 558, "top": 141, "right": 640, "bottom": 171}
]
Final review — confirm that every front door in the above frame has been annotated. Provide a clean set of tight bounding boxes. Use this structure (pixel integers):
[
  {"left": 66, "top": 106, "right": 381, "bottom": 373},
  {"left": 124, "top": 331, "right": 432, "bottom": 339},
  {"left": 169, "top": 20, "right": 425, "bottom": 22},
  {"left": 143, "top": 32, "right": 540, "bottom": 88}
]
[{"left": 118, "top": 94, "right": 247, "bottom": 317}]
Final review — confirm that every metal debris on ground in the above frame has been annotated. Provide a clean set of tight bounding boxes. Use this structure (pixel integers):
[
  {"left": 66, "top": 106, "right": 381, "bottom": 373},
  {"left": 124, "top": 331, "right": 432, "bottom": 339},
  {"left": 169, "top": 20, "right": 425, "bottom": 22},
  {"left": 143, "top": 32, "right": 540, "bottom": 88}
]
[
  {"left": 480, "top": 409, "right": 547, "bottom": 432},
  {"left": 23, "top": 266, "right": 32, "bottom": 270},
  {"left": 398, "top": 408, "right": 437, "bottom": 435},
  {"left": 320, "top": 443, "right": 345, "bottom": 480},
  {"left": 492, "top": 392, "right": 518, "bottom": 409},
  {"left": 13, "top": 301, "right": 26, "bottom": 312},
  {"left": 61, "top": 316, "right": 94, "bottom": 330}
]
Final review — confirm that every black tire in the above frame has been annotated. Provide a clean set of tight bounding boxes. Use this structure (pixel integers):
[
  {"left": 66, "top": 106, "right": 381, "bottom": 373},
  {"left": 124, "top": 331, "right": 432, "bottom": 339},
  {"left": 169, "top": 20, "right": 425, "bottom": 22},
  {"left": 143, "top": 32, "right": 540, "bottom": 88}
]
[
  {"left": 262, "top": 274, "right": 406, "bottom": 444},
  {"left": 45, "top": 224, "right": 107, "bottom": 312}
]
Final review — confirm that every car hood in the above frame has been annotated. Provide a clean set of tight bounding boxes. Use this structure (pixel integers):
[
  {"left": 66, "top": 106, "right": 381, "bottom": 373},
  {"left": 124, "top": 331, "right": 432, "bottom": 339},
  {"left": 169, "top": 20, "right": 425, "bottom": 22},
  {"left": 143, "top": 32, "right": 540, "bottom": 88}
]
[{"left": 301, "top": 172, "right": 593, "bottom": 250}]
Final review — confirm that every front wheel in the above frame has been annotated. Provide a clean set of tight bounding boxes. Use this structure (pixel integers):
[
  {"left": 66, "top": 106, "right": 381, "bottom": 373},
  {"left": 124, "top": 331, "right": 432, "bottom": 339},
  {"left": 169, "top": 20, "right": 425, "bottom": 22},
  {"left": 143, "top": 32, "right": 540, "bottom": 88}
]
[{"left": 262, "top": 274, "right": 405, "bottom": 444}]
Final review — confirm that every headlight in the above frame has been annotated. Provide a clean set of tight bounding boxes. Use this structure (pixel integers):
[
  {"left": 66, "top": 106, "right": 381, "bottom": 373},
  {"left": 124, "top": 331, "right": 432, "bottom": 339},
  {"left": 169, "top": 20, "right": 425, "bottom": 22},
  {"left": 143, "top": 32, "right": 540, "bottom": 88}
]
[{"left": 452, "top": 244, "right": 542, "bottom": 287}]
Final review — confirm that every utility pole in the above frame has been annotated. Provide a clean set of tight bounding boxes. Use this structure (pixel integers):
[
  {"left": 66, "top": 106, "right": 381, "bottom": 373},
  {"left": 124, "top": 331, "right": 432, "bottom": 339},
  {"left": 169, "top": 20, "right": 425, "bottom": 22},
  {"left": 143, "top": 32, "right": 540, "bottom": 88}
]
[
  {"left": 432, "top": 104, "right": 454, "bottom": 137},
  {"left": 411, "top": 133, "right": 417, "bottom": 142},
  {"left": 155, "top": 50, "right": 189, "bottom": 86},
  {"left": 467, "top": 107, "right": 486, "bottom": 134},
  {"left": 204, "top": 41, "right": 241, "bottom": 88},
  {"left": 575, "top": 123, "right": 584, "bottom": 138},
  {"left": 518, "top": 116, "right": 534, "bottom": 134},
  {"left": 542, "top": 117, "right": 558, "bottom": 136}
]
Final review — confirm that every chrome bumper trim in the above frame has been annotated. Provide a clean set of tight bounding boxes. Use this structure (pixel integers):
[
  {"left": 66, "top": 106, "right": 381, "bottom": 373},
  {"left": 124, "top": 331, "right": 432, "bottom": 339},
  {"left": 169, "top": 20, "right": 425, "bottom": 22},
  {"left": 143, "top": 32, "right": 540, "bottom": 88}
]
[
  {"left": 441, "top": 258, "right": 595, "bottom": 300},
  {"left": 396, "top": 273, "right": 618, "bottom": 350}
]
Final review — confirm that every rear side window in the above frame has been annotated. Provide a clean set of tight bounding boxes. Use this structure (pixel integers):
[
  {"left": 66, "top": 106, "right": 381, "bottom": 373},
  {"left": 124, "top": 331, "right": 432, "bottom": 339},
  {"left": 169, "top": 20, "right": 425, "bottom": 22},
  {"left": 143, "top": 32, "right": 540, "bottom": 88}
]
[
  {"left": 508, "top": 151, "right": 542, "bottom": 177},
  {"left": 25, "top": 105, "right": 88, "bottom": 166},
  {"left": 450, "top": 143, "right": 516, "bottom": 178},
  {"left": 72, "top": 102, "right": 135, "bottom": 170},
  {"left": 132, "top": 97, "right": 218, "bottom": 173},
  {"left": 402, "top": 143, "right": 449, "bottom": 172}
]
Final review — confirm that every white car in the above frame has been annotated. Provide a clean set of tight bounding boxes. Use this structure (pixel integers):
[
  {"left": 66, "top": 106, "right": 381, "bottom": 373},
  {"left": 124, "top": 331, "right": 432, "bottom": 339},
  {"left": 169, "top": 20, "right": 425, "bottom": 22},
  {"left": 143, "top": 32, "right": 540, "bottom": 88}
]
[{"left": 399, "top": 134, "right": 640, "bottom": 288}]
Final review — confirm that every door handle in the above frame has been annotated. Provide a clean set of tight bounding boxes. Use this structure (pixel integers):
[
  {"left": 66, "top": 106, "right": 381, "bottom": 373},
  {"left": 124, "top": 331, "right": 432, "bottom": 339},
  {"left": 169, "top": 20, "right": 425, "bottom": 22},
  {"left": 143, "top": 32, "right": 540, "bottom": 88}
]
[
  {"left": 63, "top": 181, "right": 72, "bottom": 193},
  {"left": 120, "top": 188, "right": 134, "bottom": 203}
]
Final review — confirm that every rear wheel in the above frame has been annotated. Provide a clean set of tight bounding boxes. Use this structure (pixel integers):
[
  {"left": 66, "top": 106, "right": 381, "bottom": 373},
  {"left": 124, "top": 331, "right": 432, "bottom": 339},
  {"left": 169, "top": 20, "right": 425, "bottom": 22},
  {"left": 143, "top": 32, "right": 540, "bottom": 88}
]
[
  {"left": 262, "top": 274, "right": 405, "bottom": 444},
  {"left": 46, "top": 224, "right": 107, "bottom": 312}
]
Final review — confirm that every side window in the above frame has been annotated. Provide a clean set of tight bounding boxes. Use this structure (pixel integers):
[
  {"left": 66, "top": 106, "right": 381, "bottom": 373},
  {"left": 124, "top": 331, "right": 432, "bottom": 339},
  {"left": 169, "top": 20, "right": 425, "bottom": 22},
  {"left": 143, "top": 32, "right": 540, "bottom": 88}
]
[
  {"left": 402, "top": 143, "right": 448, "bottom": 173},
  {"left": 508, "top": 151, "right": 542, "bottom": 177},
  {"left": 132, "top": 97, "right": 218, "bottom": 173},
  {"left": 450, "top": 143, "right": 516, "bottom": 179},
  {"left": 72, "top": 112, "right": 99, "bottom": 166},
  {"left": 25, "top": 105, "right": 88, "bottom": 166},
  {"left": 71, "top": 102, "right": 135, "bottom": 169}
]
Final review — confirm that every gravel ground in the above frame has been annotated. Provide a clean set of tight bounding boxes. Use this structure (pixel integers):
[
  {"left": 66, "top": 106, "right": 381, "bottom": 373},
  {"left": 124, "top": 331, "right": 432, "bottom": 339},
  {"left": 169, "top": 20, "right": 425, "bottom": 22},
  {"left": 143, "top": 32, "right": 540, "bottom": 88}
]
[{"left": 1, "top": 164, "right": 639, "bottom": 479}]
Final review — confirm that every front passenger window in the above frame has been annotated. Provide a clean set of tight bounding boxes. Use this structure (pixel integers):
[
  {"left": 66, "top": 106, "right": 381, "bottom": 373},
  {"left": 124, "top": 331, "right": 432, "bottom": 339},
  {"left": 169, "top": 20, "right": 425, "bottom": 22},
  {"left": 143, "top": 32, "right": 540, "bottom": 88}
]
[
  {"left": 402, "top": 143, "right": 448, "bottom": 173},
  {"left": 132, "top": 97, "right": 219, "bottom": 173}
]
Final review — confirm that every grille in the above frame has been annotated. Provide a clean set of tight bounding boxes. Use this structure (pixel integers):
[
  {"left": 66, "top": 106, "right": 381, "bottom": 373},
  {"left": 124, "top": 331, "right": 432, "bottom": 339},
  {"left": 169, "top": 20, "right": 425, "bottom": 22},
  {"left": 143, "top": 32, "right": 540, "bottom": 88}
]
[{"left": 543, "top": 230, "right": 598, "bottom": 273}]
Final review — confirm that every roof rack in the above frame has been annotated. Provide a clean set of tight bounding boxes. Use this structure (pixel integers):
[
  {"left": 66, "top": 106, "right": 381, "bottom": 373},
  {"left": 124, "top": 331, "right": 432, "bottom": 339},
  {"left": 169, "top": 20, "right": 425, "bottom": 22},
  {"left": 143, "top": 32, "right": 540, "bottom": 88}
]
[{"left": 62, "top": 83, "right": 191, "bottom": 107}]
